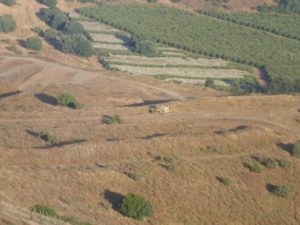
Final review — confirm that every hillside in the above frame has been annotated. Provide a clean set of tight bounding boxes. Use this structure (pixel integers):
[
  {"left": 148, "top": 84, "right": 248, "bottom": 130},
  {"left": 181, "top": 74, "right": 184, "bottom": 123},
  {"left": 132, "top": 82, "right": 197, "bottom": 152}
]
[{"left": 1, "top": 0, "right": 300, "bottom": 225}]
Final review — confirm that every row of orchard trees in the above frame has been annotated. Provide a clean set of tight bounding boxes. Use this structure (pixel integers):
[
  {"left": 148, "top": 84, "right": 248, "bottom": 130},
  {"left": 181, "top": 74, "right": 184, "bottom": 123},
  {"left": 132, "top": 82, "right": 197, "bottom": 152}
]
[
  {"left": 78, "top": 4, "right": 300, "bottom": 93},
  {"left": 198, "top": 10, "right": 300, "bottom": 41}
]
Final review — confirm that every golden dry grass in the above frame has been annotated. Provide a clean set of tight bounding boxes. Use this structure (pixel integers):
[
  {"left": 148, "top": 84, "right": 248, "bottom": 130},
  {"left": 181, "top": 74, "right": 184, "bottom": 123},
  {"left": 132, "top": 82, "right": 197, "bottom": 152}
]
[{"left": 0, "top": 57, "right": 299, "bottom": 224}]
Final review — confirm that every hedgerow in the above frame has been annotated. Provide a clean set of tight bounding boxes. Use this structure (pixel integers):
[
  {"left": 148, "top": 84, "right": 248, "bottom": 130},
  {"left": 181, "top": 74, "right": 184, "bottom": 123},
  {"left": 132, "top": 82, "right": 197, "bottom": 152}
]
[{"left": 37, "top": 7, "right": 93, "bottom": 57}]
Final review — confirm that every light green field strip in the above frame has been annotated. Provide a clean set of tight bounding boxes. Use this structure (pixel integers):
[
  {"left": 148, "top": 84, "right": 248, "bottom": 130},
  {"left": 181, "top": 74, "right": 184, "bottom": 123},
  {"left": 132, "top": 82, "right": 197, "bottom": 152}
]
[
  {"left": 161, "top": 52, "right": 186, "bottom": 56},
  {"left": 109, "top": 64, "right": 249, "bottom": 78},
  {"left": 104, "top": 55, "right": 228, "bottom": 67},
  {"left": 90, "top": 33, "right": 126, "bottom": 43},
  {"left": 165, "top": 78, "right": 230, "bottom": 86},
  {"left": 69, "top": 11, "right": 81, "bottom": 18},
  {"left": 79, "top": 20, "right": 121, "bottom": 33},
  {"left": 92, "top": 43, "right": 130, "bottom": 51},
  {"left": 157, "top": 46, "right": 185, "bottom": 52}
]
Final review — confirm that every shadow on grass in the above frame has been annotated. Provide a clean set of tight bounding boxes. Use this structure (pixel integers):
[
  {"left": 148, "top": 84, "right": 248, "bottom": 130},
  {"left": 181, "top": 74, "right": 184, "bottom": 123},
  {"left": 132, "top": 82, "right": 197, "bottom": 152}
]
[
  {"left": 277, "top": 142, "right": 294, "bottom": 155},
  {"left": 228, "top": 125, "right": 249, "bottom": 132},
  {"left": 142, "top": 133, "right": 168, "bottom": 140},
  {"left": 122, "top": 99, "right": 176, "bottom": 107},
  {"left": 103, "top": 189, "right": 124, "bottom": 211},
  {"left": 35, "top": 139, "right": 87, "bottom": 149},
  {"left": 25, "top": 129, "right": 40, "bottom": 138},
  {"left": 35, "top": 93, "right": 58, "bottom": 106},
  {"left": 0, "top": 91, "right": 21, "bottom": 100},
  {"left": 242, "top": 162, "right": 252, "bottom": 171}
]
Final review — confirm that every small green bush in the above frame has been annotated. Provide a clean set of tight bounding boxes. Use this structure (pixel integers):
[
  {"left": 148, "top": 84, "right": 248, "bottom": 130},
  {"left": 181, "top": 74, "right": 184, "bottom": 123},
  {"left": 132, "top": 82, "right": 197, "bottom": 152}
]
[
  {"left": 24, "top": 37, "right": 42, "bottom": 51},
  {"left": 32, "top": 204, "right": 57, "bottom": 217},
  {"left": 291, "top": 141, "right": 300, "bottom": 158},
  {"left": 278, "top": 159, "right": 291, "bottom": 168},
  {"left": 260, "top": 157, "right": 279, "bottom": 169},
  {"left": 205, "top": 78, "right": 215, "bottom": 88},
  {"left": 217, "top": 176, "right": 232, "bottom": 186},
  {"left": 0, "top": 14, "right": 16, "bottom": 32},
  {"left": 0, "top": 0, "right": 16, "bottom": 6},
  {"left": 105, "top": 115, "right": 123, "bottom": 124},
  {"left": 56, "top": 92, "right": 83, "bottom": 109},
  {"left": 249, "top": 162, "right": 262, "bottom": 173},
  {"left": 119, "top": 193, "right": 153, "bottom": 220},
  {"left": 267, "top": 184, "right": 291, "bottom": 198},
  {"left": 32, "top": 204, "right": 93, "bottom": 225},
  {"left": 125, "top": 172, "right": 143, "bottom": 181},
  {"left": 40, "top": 131, "right": 58, "bottom": 145},
  {"left": 6, "top": 45, "right": 22, "bottom": 55}
]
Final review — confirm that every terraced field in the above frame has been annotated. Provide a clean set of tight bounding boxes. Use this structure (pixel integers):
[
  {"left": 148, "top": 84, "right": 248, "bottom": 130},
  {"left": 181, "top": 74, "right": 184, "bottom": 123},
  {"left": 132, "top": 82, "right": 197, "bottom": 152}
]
[{"left": 71, "top": 12, "right": 256, "bottom": 87}]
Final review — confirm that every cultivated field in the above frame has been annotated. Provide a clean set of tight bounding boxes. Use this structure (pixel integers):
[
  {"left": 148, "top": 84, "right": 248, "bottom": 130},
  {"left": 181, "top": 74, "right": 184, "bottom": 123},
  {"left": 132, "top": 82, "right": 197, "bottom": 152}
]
[
  {"left": 70, "top": 12, "right": 256, "bottom": 87},
  {"left": 78, "top": 4, "right": 300, "bottom": 93}
]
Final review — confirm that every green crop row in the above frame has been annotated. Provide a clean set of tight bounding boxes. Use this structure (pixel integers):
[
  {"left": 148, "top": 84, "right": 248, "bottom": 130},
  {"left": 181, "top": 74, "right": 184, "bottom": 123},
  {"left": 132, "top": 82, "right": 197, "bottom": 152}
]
[{"left": 198, "top": 10, "right": 300, "bottom": 41}]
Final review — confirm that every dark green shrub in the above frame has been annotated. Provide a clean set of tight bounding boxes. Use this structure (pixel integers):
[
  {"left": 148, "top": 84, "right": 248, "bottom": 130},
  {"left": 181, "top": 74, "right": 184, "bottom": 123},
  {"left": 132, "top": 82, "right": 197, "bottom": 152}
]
[
  {"left": 0, "top": 0, "right": 16, "bottom": 6},
  {"left": 147, "top": 0, "right": 158, "bottom": 2},
  {"left": 24, "top": 37, "right": 42, "bottom": 51},
  {"left": 38, "top": 0, "right": 57, "bottom": 7},
  {"left": 32, "top": 27, "right": 44, "bottom": 36},
  {"left": 130, "top": 35, "right": 157, "bottom": 56},
  {"left": 119, "top": 193, "right": 153, "bottom": 220},
  {"left": 44, "top": 29, "right": 58, "bottom": 40},
  {"left": 0, "top": 14, "right": 16, "bottom": 32},
  {"left": 39, "top": 131, "right": 58, "bottom": 145},
  {"left": 267, "top": 183, "right": 291, "bottom": 198},
  {"left": 205, "top": 78, "right": 215, "bottom": 88},
  {"left": 260, "top": 157, "right": 279, "bottom": 169},
  {"left": 291, "top": 141, "right": 300, "bottom": 158},
  {"left": 56, "top": 92, "right": 83, "bottom": 109},
  {"left": 32, "top": 204, "right": 57, "bottom": 217}
]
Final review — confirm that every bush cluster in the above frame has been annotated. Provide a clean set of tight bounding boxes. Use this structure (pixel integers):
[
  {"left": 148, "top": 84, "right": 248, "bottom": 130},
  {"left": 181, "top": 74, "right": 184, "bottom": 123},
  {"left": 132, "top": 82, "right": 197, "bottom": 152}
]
[
  {"left": 32, "top": 204, "right": 93, "bottom": 225},
  {"left": 38, "top": 7, "right": 93, "bottom": 57}
]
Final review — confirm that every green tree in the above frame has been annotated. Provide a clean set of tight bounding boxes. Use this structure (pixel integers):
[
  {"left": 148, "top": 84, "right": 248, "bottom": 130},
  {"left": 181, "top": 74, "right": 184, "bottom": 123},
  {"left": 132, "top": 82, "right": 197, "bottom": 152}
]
[
  {"left": 0, "top": 0, "right": 16, "bottom": 6},
  {"left": 0, "top": 14, "right": 16, "bottom": 32},
  {"left": 24, "top": 37, "right": 42, "bottom": 51},
  {"left": 119, "top": 193, "right": 153, "bottom": 220},
  {"left": 38, "top": 0, "right": 57, "bottom": 7}
]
